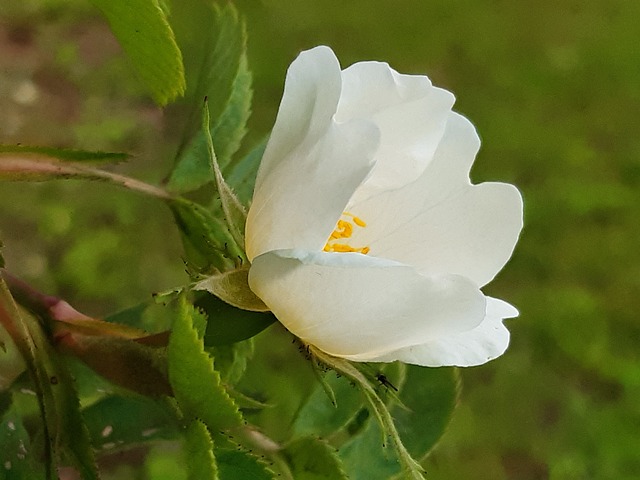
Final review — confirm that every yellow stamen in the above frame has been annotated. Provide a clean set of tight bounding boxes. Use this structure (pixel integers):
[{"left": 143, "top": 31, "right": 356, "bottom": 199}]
[
  {"left": 324, "top": 212, "right": 370, "bottom": 255},
  {"left": 343, "top": 211, "right": 367, "bottom": 227}
]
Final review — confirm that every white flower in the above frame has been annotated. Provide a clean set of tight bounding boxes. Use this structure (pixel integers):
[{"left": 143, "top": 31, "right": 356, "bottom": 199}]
[{"left": 245, "top": 46, "right": 523, "bottom": 367}]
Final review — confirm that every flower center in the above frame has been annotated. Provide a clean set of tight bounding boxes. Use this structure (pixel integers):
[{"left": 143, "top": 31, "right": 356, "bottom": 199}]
[{"left": 323, "top": 212, "right": 370, "bottom": 254}]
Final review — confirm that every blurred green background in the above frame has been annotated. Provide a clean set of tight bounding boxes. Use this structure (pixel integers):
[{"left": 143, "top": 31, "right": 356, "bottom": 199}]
[{"left": 2, "top": 0, "right": 640, "bottom": 478}]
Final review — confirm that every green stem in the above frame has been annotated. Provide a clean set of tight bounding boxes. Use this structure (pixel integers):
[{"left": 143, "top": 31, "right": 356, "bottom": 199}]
[
  {"left": 310, "top": 346, "right": 426, "bottom": 480},
  {"left": 0, "top": 155, "right": 173, "bottom": 199}
]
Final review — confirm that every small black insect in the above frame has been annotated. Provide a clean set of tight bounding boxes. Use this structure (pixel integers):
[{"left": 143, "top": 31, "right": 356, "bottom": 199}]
[{"left": 376, "top": 373, "right": 398, "bottom": 392}]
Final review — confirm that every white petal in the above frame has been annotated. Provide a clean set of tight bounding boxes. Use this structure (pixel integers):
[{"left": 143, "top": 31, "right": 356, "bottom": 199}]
[
  {"left": 257, "top": 46, "right": 342, "bottom": 172},
  {"left": 346, "top": 113, "right": 524, "bottom": 287},
  {"left": 245, "top": 47, "right": 380, "bottom": 261},
  {"left": 336, "top": 61, "right": 455, "bottom": 196},
  {"left": 248, "top": 249, "right": 486, "bottom": 359},
  {"left": 358, "top": 297, "right": 518, "bottom": 366}
]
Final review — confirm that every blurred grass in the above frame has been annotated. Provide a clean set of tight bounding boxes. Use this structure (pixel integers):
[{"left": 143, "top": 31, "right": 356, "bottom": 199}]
[{"left": 1, "top": 0, "right": 640, "bottom": 478}]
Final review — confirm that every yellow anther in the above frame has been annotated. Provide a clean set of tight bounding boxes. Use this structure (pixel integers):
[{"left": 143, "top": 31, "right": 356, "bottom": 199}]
[
  {"left": 343, "top": 212, "right": 367, "bottom": 227},
  {"left": 324, "top": 212, "right": 370, "bottom": 255}
]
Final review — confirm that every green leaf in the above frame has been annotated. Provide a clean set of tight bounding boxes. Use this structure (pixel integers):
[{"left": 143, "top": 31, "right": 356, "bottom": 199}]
[
  {"left": 195, "top": 292, "right": 275, "bottom": 347},
  {"left": 185, "top": 420, "right": 218, "bottom": 480},
  {"left": 0, "top": 404, "right": 43, "bottom": 479},
  {"left": 283, "top": 436, "right": 348, "bottom": 480},
  {"left": 225, "top": 138, "right": 265, "bottom": 205},
  {"left": 337, "top": 366, "right": 460, "bottom": 480},
  {"left": 292, "top": 372, "right": 364, "bottom": 438},
  {"left": 216, "top": 449, "right": 275, "bottom": 480},
  {"left": 168, "top": 296, "right": 242, "bottom": 430},
  {"left": 212, "top": 54, "right": 253, "bottom": 173},
  {"left": 83, "top": 395, "right": 180, "bottom": 450},
  {"left": 210, "top": 339, "right": 254, "bottom": 385},
  {"left": 57, "top": 332, "right": 172, "bottom": 397},
  {"left": 194, "top": 266, "right": 268, "bottom": 312},
  {"left": 167, "top": 2, "right": 246, "bottom": 170},
  {"left": 168, "top": 53, "right": 253, "bottom": 193},
  {"left": 338, "top": 420, "right": 401, "bottom": 480},
  {"left": 237, "top": 325, "right": 318, "bottom": 441},
  {"left": 0, "top": 145, "right": 128, "bottom": 163},
  {"left": 0, "top": 278, "right": 98, "bottom": 479},
  {"left": 89, "top": 0, "right": 185, "bottom": 105},
  {"left": 392, "top": 366, "right": 460, "bottom": 460}
]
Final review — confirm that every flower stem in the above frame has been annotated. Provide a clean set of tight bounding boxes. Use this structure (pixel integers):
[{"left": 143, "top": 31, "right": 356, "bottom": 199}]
[{"left": 309, "top": 346, "right": 426, "bottom": 480}]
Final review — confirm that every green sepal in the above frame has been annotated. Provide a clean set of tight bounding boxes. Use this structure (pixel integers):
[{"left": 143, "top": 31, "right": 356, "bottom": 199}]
[
  {"left": 194, "top": 266, "right": 268, "bottom": 312},
  {"left": 89, "top": 0, "right": 185, "bottom": 105},
  {"left": 310, "top": 348, "right": 426, "bottom": 480},
  {"left": 202, "top": 100, "right": 247, "bottom": 248},
  {"left": 168, "top": 296, "right": 243, "bottom": 430},
  {"left": 167, "top": 197, "right": 245, "bottom": 274}
]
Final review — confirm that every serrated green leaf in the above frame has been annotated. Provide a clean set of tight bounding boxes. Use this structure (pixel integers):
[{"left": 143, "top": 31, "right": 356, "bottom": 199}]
[
  {"left": 225, "top": 139, "right": 265, "bottom": 205},
  {"left": 167, "top": 2, "right": 245, "bottom": 168},
  {"left": 168, "top": 52, "right": 253, "bottom": 193},
  {"left": 0, "top": 145, "right": 128, "bottom": 163},
  {"left": 89, "top": 0, "right": 185, "bottom": 105},
  {"left": 194, "top": 266, "right": 268, "bottom": 312},
  {"left": 216, "top": 449, "right": 275, "bottom": 480},
  {"left": 168, "top": 296, "right": 242, "bottom": 430},
  {"left": 83, "top": 395, "right": 180, "bottom": 451},
  {"left": 195, "top": 292, "right": 275, "bottom": 347},
  {"left": 0, "top": 278, "right": 98, "bottom": 479},
  {"left": 210, "top": 339, "right": 254, "bottom": 385},
  {"left": 0, "top": 405, "right": 43, "bottom": 479},
  {"left": 283, "top": 436, "right": 348, "bottom": 480},
  {"left": 185, "top": 420, "right": 218, "bottom": 480},
  {"left": 58, "top": 333, "right": 171, "bottom": 397},
  {"left": 213, "top": 53, "right": 253, "bottom": 173}
]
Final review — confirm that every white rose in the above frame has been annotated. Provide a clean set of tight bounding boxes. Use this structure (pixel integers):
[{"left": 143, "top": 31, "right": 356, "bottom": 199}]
[{"left": 245, "top": 46, "right": 523, "bottom": 367}]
